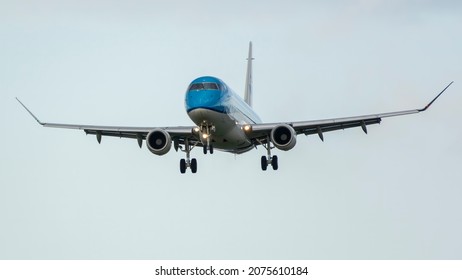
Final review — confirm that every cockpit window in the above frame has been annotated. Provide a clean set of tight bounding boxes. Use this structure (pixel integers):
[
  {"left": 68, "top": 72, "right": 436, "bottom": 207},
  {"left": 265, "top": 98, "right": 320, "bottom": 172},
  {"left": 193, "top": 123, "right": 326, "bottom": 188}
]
[
  {"left": 203, "top": 82, "right": 219, "bottom": 90},
  {"left": 189, "top": 83, "right": 204, "bottom": 90},
  {"left": 189, "top": 82, "right": 219, "bottom": 91}
]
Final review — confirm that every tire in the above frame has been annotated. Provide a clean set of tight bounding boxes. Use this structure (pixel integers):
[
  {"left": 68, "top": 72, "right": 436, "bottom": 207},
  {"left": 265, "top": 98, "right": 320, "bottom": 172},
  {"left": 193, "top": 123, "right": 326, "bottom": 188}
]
[
  {"left": 209, "top": 145, "right": 214, "bottom": 154},
  {"left": 271, "top": 155, "right": 278, "bottom": 170},
  {"left": 203, "top": 145, "right": 207, "bottom": 154},
  {"left": 180, "top": 159, "right": 186, "bottom": 174},
  {"left": 191, "top": 158, "right": 197, "bottom": 174},
  {"left": 261, "top": 156, "right": 268, "bottom": 171}
]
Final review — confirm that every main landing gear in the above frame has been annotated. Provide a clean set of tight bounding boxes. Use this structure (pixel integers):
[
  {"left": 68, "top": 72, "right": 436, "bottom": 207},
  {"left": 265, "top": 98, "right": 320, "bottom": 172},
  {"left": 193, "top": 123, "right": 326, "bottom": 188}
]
[
  {"left": 179, "top": 138, "right": 198, "bottom": 174},
  {"left": 260, "top": 137, "right": 278, "bottom": 171},
  {"left": 178, "top": 140, "right": 213, "bottom": 174},
  {"left": 179, "top": 123, "right": 215, "bottom": 174}
]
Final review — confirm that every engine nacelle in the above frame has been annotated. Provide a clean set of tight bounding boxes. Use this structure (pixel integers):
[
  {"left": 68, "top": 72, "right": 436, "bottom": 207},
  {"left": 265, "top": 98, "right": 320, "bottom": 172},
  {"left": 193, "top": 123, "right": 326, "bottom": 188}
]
[
  {"left": 270, "top": 124, "right": 297, "bottom": 151},
  {"left": 146, "top": 129, "right": 172, "bottom": 156}
]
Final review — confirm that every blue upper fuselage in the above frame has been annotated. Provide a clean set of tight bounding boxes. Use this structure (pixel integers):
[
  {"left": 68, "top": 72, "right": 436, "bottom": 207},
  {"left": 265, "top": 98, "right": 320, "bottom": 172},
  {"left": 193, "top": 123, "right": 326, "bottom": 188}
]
[{"left": 185, "top": 76, "right": 262, "bottom": 125}]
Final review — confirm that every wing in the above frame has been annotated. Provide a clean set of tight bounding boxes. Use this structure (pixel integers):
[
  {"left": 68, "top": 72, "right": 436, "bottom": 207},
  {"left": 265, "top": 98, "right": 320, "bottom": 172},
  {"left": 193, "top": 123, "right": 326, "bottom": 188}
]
[
  {"left": 247, "top": 82, "right": 453, "bottom": 143},
  {"left": 15, "top": 98, "right": 196, "bottom": 148}
]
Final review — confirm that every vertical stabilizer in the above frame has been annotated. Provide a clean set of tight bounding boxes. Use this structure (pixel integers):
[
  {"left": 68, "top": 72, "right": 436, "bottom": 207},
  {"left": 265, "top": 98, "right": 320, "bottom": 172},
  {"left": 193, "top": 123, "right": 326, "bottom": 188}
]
[{"left": 244, "top": 41, "right": 254, "bottom": 107}]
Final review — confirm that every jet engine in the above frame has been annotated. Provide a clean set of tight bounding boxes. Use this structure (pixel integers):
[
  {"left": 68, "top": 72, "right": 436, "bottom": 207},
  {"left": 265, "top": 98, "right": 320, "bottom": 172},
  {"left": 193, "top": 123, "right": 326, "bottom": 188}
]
[
  {"left": 146, "top": 129, "right": 172, "bottom": 155},
  {"left": 270, "top": 124, "right": 297, "bottom": 151}
]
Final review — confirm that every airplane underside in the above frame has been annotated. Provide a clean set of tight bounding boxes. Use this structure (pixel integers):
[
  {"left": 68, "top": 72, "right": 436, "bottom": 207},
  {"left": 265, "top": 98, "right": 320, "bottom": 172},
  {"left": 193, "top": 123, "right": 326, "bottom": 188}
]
[
  {"left": 188, "top": 108, "right": 252, "bottom": 150},
  {"left": 178, "top": 108, "right": 265, "bottom": 173}
]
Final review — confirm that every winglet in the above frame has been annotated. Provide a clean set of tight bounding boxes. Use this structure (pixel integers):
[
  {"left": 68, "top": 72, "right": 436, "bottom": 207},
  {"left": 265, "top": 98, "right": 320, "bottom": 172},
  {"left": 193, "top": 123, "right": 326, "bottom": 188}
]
[
  {"left": 16, "top": 98, "right": 45, "bottom": 125},
  {"left": 419, "top": 81, "right": 453, "bottom": 112}
]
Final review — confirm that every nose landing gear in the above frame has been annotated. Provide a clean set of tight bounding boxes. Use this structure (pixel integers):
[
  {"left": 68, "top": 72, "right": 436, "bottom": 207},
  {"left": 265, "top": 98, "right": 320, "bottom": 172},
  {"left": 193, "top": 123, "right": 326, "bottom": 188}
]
[
  {"left": 200, "top": 123, "right": 215, "bottom": 155},
  {"left": 203, "top": 142, "right": 214, "bottom": 154}
]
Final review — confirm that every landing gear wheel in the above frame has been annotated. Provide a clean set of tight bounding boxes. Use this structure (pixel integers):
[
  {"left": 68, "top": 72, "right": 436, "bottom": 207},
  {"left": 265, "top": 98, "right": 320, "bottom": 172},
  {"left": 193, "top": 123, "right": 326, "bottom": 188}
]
[
  {"left": 191, "top": 158, "right": 197, "bottom": 173},
  {"left": 271, "top": 155, "right": 278, "bottom": 170},
  {"left": 203, "top": 145, "right": 213, "bottom": 155},
  {"left": 180, "top": 159, "right": 186, "bottom": 174},
  {"left": 261, "top": 156, "right": 268, "bottom": 171}
]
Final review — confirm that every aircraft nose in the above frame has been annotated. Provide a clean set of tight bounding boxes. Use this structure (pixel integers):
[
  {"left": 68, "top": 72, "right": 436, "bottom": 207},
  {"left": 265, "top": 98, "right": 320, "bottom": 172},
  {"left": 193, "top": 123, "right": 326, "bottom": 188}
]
[{"left": 185, "top": 90, "right": 222, "bottom": 112}]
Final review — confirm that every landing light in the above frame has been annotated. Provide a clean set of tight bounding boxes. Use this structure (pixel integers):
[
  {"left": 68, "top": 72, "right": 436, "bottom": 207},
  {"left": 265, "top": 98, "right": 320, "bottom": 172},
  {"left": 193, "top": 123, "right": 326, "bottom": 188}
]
[
  {"left": 202, "top": 133, "right": 209, "bottom": 139},
  {"left": 243, "top": 125, "right": 252, "bottom": 132}
]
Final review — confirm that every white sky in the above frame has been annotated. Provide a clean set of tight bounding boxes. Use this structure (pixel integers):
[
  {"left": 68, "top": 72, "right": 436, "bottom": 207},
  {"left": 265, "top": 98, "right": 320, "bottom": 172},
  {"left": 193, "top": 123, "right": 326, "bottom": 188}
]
[{"left": 1, "top": 0, "right": 461, "bottom": 259}]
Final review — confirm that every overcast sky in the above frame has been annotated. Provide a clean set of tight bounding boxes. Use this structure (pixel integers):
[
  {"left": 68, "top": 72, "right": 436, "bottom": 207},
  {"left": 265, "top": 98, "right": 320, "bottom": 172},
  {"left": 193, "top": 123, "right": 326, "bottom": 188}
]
[{"left": 1, "top": 0, "right": 461, "bottom": 259}]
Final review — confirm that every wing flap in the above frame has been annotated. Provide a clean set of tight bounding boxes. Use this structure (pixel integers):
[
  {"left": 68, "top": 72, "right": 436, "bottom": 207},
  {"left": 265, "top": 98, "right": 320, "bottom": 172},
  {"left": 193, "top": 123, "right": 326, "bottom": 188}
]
[{"left": 300, "top": 118, "right": 381, "bottom": 136}]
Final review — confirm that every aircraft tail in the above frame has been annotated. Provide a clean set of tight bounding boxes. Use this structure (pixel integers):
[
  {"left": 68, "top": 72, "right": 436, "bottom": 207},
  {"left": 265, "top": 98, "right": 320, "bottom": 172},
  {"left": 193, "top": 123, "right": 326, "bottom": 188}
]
[{"left": 244, "top": 41, "right": 253, "bottom": 107}]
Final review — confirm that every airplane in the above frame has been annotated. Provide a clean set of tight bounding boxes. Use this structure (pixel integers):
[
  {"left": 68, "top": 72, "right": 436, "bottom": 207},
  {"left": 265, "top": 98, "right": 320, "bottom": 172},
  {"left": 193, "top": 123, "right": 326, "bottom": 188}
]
[{"left": 17, "top": 42, "right": 453, "bottom": 174}]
